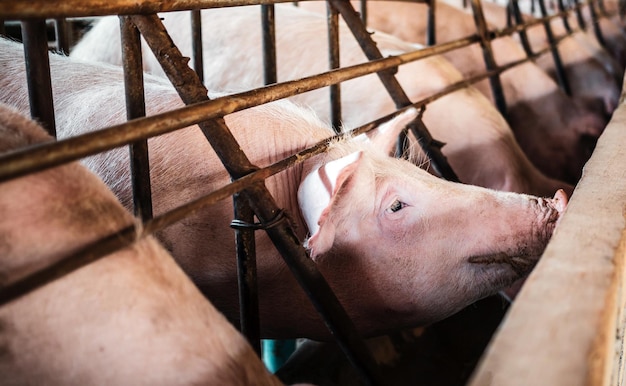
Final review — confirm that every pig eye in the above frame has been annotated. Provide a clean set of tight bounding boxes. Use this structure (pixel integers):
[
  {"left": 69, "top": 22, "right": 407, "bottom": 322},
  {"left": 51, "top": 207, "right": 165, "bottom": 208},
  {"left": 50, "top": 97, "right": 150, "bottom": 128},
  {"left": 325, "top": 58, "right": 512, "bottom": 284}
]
[{"left": 388, "top": 199, "right": 407, "bottom": 213}]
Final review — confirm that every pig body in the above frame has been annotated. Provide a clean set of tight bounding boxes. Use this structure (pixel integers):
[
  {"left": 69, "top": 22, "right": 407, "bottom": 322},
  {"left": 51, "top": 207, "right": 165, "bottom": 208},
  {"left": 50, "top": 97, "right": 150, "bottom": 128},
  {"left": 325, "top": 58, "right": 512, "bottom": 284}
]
[
  {"left": 71, "top": 5, "right": 573, "bottom": 196},
  {"left": 0, "top": 38, "right": 568, "bottom": 339},
  {"left": 0, "top": 102, "right": 283, "bottom": 385},
  {"left": 294, "top": 0, "right": 604, "bottom": 183}
]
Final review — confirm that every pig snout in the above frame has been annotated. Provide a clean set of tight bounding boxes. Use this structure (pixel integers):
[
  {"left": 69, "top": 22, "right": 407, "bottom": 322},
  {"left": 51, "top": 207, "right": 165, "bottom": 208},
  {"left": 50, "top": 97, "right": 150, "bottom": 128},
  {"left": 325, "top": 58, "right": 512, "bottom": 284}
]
[{"left": 469, "top": 189, "right": 568, "bottom": 277}]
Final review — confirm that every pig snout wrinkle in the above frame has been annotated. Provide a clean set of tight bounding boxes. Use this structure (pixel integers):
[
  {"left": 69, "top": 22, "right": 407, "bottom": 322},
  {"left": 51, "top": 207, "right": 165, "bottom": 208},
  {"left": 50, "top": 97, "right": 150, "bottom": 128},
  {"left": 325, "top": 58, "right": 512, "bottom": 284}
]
[{"left": 468, "top": 253, "right": 536, "bottom": 277}]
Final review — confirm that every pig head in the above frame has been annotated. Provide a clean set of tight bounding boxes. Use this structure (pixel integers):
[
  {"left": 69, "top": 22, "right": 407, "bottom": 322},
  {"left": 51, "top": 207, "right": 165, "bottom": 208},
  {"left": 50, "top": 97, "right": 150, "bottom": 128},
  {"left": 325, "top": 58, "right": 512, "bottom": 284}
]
[{"left": 296, "top": 110, "right": 568, "bottom": 333}]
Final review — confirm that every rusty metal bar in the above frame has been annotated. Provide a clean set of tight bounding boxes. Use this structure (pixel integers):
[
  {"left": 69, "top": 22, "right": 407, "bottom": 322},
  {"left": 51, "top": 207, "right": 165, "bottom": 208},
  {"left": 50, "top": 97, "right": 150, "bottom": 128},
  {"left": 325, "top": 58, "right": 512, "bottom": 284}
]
[
  {"left": 506, "top": 1, "right": 513, "bottom": 27},
  {"left": 327, "top": 1, "right": 342, "bottom": 132},
  {"left": 191, "top": 10, "right": 204, "bottom": 83},
  {"left": 588, "top": 0, "right": 608, "bottom": 47},
  {"left": 427, "top": 0, "right": 436, "bottom": 45},
  {"left": 469, "top": 0, "right": 508, "bottom": 117},
  {"left": 329, "top": 0, "right": 459, "bottom": 182},
  {"left": 510, "top": 0, "right": 535, "bottom": 57},
  {"left": 20, "top": 19, "right": 56, "bottom": 138},
  {"left": 261, "top": 4, "right": 277, "bottom": 85},
  {"left": 537, "top": 0, "right": 573, "bottom": 95},
  {"left": 359, "top": 0, "right": 367, "bottom": 25},
  {"left": 572, "top": 0, "right": 587, "bottom": 30},
  {"left": 556, "top": 0, "right": 573, "bottom": 32},
  {"left": 130, "top": 13, "right": 383, "bottom": 386},
  {"left": 0, "top": 0, "right": 308, "bottom": 19},
  {"left": 2, "top": 14, "right": 579, "bottom": 183},
  {"left": 0, "top": 34, "right": 485, "bottom": 184},
  {"left": 53, "top": 19, "right": 71, "bottom": 54},
  {"left": 232, "top": 193, "right": 262, "bottom": 357},
  {"left": 0, "top": 0, "right": 435, "bottom": 20},
  {"left": 120, "top": 16, "right": 154, "bottom": 222}
]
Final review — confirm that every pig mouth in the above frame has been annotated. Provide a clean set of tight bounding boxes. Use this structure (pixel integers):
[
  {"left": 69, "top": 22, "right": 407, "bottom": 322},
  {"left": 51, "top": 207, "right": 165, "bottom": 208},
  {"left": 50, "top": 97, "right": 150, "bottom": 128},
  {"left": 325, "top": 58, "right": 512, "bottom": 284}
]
[{"left": 468, "top": 252, "right": 537, "bottom": 277}]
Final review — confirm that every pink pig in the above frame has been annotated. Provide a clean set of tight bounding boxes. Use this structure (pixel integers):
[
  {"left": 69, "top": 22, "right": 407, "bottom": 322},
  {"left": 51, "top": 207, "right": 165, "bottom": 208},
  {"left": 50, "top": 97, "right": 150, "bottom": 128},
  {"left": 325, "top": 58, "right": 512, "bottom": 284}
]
[
  {"left": 0, "top": 38, "right": 568, "bottom": 338},
  {"left": 71, "top": 5, "right": 574, "bottom": 196},
  {"left": 0, "top": 102, "right": 287, "bottom": 385}
]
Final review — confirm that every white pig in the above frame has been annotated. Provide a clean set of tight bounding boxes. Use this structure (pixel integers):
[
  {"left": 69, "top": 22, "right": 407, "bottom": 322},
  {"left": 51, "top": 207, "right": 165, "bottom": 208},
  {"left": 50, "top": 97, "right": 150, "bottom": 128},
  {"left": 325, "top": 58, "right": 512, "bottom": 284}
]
[
  {"left": 70, "top": 5, "right": 574, "bottom": 196},
  {"left": 0, "top": 38, "right": 568, "bottom": 339},
  {"left": 0, "top": 102, "right": 286, "bottom": 385},
  {"left": 292, "top": 1, "right": 605, "bottom": 183}
]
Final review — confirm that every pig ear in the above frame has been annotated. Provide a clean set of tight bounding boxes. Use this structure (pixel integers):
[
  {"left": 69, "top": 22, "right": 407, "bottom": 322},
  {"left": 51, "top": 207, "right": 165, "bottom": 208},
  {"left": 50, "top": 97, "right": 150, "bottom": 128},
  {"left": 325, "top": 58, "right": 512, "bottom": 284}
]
[
  {"left": 363, "top": 108, "right": 418, "bottom": 154},
  {"left": 298, "top": 152, "right": 363, "bottom": 259}
]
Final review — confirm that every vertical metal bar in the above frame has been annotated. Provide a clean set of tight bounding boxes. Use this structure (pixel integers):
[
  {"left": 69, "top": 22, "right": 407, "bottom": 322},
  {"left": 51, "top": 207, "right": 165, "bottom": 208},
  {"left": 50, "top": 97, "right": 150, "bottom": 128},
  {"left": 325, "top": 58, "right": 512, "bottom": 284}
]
[
  {"left": 131, "top": 14, "right": 384, "bottom": 386},
  {"left": 359, "top": 0, "right": 367, "bottom": 25},
  {"left": 572, "top": 0, "right": 587, "bottom": 30},
  {"left": 54, "top": 18, "right": 70, "bottom": 54},
  {"left": 119, "top": 16, "right": 153, "bottom": 221},
  {"left": 427, "top": 0, "right": 437, "bottom": 45},
  {"left": 191, "top": 10, "right": 204, "bottom": 83},
  {"left": 589, "top": 0, "right": 607, "bottom": 47},
  {"left": 468, "top": 0, "right": 508, "bottom": 117},
  {"left": 329, "top": 0, "right": 459, "bottom": 183},
  {"left": 0, "top": 20, "right": 5, "bottom": 36},
  {"left": 21, "top": 20, "right": 56, "bottom": 137},
  {"left": 537, "top": 0, "right": 572, "bottom": 95},
  {"left": 233, "top": 194, "right": 262, "bottom": 357},
  {"left": 556, "top": 0, "right": 572, "bottom": 32},
  {"left": 327, "top": 1, "right": 342, "bottom": 132},
  {"left": 261, "top": 4, "right": 277, "bottom": 85},
  {"left": 506, "top": 1, "right": 513, "bottom": 27},
  {"left": 511, "top": 0, "right": 535, "bottom": 57}
]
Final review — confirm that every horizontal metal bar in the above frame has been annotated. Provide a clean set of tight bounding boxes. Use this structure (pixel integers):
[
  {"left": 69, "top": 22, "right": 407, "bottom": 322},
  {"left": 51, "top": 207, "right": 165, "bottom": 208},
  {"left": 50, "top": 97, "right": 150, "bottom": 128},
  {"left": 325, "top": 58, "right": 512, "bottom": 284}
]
[
  {"left": 0, "top": 0, "right": 428, "bottom": 20},
  {"left": 0, "top": 34, "right": 479, "bottom": 183},
  {"left": 1, "top": 0, "right": 296, "bottom": 19},
  {"left": 0, "top": 0, "right": 594, "bottom": 183}
]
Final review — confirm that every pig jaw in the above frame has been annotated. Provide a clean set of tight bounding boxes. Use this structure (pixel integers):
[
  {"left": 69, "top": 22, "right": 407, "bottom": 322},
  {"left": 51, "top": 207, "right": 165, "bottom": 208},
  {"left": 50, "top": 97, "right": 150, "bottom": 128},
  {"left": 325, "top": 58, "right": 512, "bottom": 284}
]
[
  {"left": 314, "top": 177, "right": 567, "bottom": 331},
  {"left": 466, "top": 189, "right": 567, "bottom": 290}
]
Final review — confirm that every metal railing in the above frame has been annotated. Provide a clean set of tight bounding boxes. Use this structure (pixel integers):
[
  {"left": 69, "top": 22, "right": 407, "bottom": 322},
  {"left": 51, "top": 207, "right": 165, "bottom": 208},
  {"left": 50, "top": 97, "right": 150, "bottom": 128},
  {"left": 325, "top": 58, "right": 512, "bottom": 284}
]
[{"left": 0, "top": 0, "right": 622, "bottom": 384}]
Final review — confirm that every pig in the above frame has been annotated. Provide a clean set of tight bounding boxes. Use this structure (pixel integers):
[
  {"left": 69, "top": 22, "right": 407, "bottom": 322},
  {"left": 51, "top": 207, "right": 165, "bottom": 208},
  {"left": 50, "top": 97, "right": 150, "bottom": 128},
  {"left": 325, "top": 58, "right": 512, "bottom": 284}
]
[
  {"left": 0, "top": 38, "right": 568, "bottom": 339},
  {"left": 293, "top": 1, "right": 605, "bottom": 183},
  {"left": 0, "top": 102, "right": 285, "bottom": 385},
  {"left": 477, "top": 0, "right": 621, "bottom": 120},
  {"left": 70, "top": 5, "right": 575, "bottom": 196}
]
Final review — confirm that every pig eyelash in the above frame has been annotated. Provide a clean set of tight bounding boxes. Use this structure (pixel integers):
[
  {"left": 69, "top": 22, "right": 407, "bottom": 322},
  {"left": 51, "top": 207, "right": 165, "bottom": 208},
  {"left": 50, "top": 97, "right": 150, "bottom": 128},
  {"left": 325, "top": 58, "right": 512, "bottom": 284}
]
[{"left": 388, "top": 199, "right": 407, "bottom": 213}]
